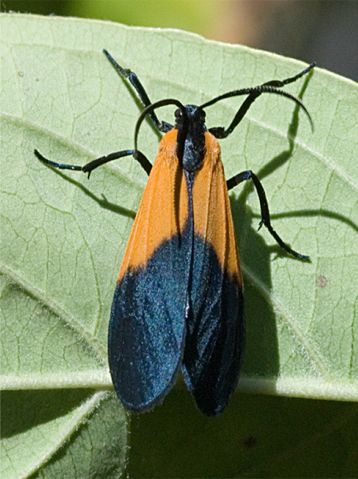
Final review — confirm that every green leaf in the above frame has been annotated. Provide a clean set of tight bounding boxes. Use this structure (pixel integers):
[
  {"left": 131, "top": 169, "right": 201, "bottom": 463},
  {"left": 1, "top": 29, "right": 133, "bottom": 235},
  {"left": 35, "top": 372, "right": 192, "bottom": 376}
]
[
  {"left": 129, "top": 390, "right": 358, "bottom": 478},
  {"left": 0, "top": 13, "right": 357, "bottom": 478}
]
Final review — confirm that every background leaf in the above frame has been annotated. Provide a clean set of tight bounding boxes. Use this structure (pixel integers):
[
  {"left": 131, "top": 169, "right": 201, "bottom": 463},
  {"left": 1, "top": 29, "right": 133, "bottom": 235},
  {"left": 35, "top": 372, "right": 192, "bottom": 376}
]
[{"left": 0, "top": 13, "right": 357, "bottom": 478}]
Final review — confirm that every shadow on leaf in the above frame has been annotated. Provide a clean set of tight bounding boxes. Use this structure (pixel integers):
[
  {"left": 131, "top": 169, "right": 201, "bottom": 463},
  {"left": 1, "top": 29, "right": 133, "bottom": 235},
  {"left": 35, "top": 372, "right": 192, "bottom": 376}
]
[{"left": 1, "top": 389, "right": 95, "bottom": 438}]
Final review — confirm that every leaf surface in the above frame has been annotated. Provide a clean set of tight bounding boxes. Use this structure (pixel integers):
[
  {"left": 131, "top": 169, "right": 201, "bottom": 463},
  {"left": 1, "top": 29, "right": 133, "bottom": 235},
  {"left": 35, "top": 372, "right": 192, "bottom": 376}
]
[{"left": 0, "top": 13, "right": 357, "bottom": 478}]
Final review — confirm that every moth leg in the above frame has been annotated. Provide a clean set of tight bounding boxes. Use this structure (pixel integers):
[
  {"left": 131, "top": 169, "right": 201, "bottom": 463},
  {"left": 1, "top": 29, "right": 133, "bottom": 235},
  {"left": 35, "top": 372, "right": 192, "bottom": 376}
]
[
  {"left": 210, "top": 63, "right": 315, "bottom": 139},
  {"left": 34, "top": 148, "right": 152, "bottom": 178},
  {"left": 227, "top": 170, "right": 309, "bottom": 261},
  {"left": 103, "top": 49, "right": 172, "bottom": 133}
]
